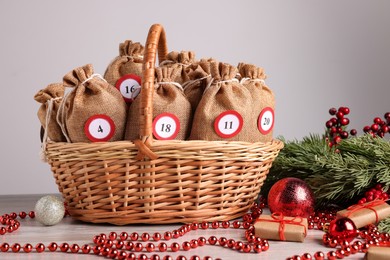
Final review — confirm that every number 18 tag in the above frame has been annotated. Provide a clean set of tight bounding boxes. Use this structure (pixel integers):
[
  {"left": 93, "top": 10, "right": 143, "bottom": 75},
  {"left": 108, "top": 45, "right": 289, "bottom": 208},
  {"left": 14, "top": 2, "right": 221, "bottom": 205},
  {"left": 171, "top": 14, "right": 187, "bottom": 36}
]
[
  {"left": 258, "top": 107, "right": 274, "bottom": 135},
  {"left": 115, "top": 74, "right": 141, "bottom": 103},
  {"left": 152, "top": 113, "right": 180, "bottom": 140}
]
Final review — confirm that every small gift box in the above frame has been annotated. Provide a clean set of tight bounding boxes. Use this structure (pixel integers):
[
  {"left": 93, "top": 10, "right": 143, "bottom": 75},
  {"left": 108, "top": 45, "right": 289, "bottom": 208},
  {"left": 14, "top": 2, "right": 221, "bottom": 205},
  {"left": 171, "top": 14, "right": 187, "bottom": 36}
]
[
  {"left": 254, "top": 213, "right": 308, "bottom": 242},
  {"left": 337, "top": 200, "right": 390, "bottom": 229},
  {"left": 365, "top": 246, "right": 390, "bottom": 260}
]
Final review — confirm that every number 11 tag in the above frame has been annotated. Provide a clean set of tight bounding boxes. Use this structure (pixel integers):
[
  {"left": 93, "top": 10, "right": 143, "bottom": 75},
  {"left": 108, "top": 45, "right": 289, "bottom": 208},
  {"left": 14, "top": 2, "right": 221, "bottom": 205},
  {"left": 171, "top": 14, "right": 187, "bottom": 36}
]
[{"left": 214, "top": 110, "right": 243, "bottom": 138}]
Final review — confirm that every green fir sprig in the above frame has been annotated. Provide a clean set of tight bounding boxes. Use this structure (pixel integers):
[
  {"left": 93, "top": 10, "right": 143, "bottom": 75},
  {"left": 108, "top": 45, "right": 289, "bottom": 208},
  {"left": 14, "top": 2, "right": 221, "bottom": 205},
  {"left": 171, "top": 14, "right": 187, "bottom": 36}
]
[{"left": 262, "top": 134, "right": 390, "bottom": 232}]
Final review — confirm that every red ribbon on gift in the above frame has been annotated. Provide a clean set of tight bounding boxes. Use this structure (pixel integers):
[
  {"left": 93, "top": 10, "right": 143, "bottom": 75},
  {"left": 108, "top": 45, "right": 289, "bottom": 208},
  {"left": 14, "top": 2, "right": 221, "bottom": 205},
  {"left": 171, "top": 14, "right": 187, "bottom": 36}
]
[
  {"left": 256, "top": 212, "right": 307, "bottom": 241},
  {"left": 346, "top": 200, "right": 385, "bottom": 224}
]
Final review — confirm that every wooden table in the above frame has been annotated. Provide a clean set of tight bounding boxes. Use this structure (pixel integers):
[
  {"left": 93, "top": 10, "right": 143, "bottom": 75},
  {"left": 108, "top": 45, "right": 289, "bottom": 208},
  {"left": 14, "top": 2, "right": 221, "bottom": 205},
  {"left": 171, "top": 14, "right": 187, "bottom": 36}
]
[{"left": 0, "top": 194, "right": 364, "bottom": 260}]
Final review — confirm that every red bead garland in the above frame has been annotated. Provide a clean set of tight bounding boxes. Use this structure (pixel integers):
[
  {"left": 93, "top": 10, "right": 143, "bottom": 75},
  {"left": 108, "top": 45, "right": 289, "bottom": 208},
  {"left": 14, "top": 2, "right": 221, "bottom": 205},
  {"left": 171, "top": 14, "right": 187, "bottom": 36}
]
[{"left": 0, "top": 203, "right": 269, "bottom": 260}]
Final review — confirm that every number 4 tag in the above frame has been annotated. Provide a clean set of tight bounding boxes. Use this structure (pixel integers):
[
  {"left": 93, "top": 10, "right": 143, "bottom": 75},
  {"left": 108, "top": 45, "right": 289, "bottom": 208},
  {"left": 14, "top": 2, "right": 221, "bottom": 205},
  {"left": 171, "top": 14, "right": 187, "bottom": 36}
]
[
  {"left": 84, "top": 114, "right": 115, "bottom": 142},
  {"left": 258, "top": 107, "right": 274, "bottom": 135}
]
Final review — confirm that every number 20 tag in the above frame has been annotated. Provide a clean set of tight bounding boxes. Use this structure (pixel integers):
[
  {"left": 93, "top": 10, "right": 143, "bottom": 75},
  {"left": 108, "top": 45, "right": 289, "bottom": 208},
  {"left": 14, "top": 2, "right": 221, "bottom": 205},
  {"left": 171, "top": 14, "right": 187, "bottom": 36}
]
[
  {"left": 258, "top": 107, "right": 274, "bottom": 135},
  {"left": 152, "top": 113, "right": 180, "bottom": 140},
  {"left": 115, "top": 74, "right": 141, "bottom": 103},
  {"left": 214, "top": 110, "right": 243, "bottom": 138}
]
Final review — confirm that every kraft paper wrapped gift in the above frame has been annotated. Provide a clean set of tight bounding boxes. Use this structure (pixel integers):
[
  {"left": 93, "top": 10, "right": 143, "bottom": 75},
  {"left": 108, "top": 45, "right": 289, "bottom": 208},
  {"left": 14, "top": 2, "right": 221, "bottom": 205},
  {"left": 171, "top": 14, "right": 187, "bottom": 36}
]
[
  {"left": 337, "top": 200, "right": 390, "bottom": 229},
  {"left": 365, "top": 246, "right": 390, "bottom": 260},
  {"left": 254, "top": 213, "right": 308, "bottom": 242}
]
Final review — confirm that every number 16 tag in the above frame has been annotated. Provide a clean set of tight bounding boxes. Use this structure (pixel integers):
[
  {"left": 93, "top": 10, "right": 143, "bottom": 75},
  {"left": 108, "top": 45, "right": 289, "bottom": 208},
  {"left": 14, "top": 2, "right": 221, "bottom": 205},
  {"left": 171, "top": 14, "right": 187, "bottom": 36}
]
[
  {"left": 152, "top": 113, "right": 180, "bottom": 140},
  {"left": 115, "top": 74, "right": 141, "bottom": 103}
]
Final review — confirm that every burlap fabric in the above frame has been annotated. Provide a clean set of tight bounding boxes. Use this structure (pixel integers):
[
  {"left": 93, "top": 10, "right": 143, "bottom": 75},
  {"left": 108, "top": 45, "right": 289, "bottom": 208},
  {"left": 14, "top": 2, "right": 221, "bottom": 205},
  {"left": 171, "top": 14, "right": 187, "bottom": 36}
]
[
  {"left": 104, "top": 40, "right": 144, "bottom": 87},
  {"left": 34, "top": 83, "right": 66, "bottom": 142},
  {"left": 189, "top": 61, "right": 254, "bottom": 141},
  {"left": 183, "top": 58, "right": 214, "bottom": 112},
  {"left": 60, "top": 64, "right": 127, "bottom": 142},
  {"left": 125, "top": 66, "right": 192, "bottom": 141},
  {"left": 159, "top": 51, "right": 196, "bottom": 84},
  {"left": 238, "top": 63, "right": 275, "bottom": 142}
]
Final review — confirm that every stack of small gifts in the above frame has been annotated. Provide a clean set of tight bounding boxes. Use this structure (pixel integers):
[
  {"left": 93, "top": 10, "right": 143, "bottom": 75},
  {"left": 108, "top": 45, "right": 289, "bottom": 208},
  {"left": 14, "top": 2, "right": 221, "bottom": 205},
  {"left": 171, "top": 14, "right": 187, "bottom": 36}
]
[
  {"left": 337, "top": 200, "right": 390, "bottom": 229},
  {"left": 254, "top": 213, "right": 308, "bottom": 242}
]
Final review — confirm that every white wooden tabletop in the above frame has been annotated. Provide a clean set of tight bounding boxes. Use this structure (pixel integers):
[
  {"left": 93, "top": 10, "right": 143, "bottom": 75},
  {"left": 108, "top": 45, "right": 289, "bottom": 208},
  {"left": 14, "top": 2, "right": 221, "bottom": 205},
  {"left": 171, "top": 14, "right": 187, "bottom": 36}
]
[{"left": 0, "top": 194, "right": 364, "bottom": 260}]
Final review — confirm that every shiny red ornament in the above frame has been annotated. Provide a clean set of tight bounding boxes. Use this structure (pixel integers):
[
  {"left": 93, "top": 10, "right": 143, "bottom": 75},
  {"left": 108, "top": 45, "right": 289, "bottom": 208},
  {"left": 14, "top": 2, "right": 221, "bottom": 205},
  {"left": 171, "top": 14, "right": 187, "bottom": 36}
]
[
  {"left": 268, "top": 177, "right": 315, "bottom": 218},
  {"left": 328, "top": 217, "right": 358, "bottom": 242}
]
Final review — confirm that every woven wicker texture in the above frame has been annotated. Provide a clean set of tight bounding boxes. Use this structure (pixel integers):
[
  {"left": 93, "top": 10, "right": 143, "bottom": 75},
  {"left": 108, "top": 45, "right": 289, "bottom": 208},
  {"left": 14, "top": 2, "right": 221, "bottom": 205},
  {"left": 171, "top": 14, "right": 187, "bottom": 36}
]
[{"left": 45, "top": 24, "right": 284, "bottom": 224}]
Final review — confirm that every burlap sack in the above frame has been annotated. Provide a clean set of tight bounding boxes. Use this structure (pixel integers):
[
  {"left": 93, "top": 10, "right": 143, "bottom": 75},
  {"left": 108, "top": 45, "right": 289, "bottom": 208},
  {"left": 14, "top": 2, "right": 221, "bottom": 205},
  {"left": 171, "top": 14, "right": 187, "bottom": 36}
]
[
  {"left": 238, "top": 63, "right": 275, "bottom": 142},
  {"left": 183, "top": 58, "right": 214, "bottom": 112},
  {"left": 60, "top": 64, "right": 127, "bottom": 143},
  {"left": 104, "top": 40, "right": 144, "bottom": 87},
  {"left": 159, "top": 51, "right": 196, "bottom": 84},
  {"left": 125, "top": 66, "right": 192, "bottom": 141},
  {"left": 34, "top": 83, "right": 66, "bottom": 142},
  {"left": 189, "top": 61, "right": 253, "bottom": 141}
]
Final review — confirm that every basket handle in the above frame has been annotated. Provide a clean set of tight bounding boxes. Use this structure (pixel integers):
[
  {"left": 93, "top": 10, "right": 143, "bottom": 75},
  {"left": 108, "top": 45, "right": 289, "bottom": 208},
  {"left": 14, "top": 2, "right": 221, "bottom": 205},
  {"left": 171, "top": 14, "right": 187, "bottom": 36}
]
[{"left": 137, "top": 24, "right": 168, "bottom": 151}]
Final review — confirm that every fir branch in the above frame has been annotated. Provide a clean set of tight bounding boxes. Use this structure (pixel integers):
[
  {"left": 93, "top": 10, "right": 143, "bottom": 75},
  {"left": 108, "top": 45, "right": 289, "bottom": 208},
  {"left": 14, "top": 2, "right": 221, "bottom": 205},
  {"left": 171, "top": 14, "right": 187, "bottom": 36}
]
[
  {"left": 378, "top": 217, "right": 390, "bottom": 233},
  {"left": 265, "top": 135, "right": 390, "bottom": 207}
]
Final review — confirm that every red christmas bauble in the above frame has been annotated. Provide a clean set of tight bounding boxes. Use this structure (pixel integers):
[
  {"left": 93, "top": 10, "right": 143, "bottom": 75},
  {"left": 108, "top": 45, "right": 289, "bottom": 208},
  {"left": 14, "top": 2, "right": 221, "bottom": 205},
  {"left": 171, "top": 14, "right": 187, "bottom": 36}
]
[
  {"left": 267, "top": 177, "right": 315, "bottom": 218},
  {"left": 328, "top": 217, "right": 358, "bottom": 242}
]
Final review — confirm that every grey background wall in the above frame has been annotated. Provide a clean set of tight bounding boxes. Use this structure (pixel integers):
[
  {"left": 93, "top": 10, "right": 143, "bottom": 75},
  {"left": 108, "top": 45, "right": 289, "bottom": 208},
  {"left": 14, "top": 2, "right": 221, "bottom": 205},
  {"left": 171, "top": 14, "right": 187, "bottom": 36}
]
[{"left": 0, "top": 0, "right": 389, "bottom": 195}]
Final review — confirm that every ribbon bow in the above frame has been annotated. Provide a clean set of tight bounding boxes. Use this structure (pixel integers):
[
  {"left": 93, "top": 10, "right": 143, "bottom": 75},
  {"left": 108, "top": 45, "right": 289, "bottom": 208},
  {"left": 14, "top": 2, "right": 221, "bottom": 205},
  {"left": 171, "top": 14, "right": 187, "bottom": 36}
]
[{"left": 256, "top": 212, "right": 307, "bottom": 241}]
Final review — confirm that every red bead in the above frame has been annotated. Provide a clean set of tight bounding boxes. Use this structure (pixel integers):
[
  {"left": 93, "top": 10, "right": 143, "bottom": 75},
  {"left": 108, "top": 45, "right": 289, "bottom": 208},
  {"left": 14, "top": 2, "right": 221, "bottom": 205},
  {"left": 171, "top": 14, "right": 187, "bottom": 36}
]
[
  {"left": 60, "top": 243, "right": 69, "bottom": 252},
  {"left": 153, "top": 232, "right": 162, "bottom": 241},
  {"left": 35, "top": 243, "right": 45, "bottom": 253},
  {"left": 336, "top": 248, "right": 345, "bottom": 258},
  {"left": 164, "top": 231, "right": 172, "bottom": 240},
  {"left": 0, "top": 227, "right": 6, "bottom": 235},
  {"left": 108, "top": 248, "right": 118, "bottom": 258},
  {"left": 301, "top": 253, "right": 312, "bottom": 260},
  {"left": 117, "top": 251, "right": 128, "bottom": 260},
  {"left": 313, "top": 251, "right": 325, "bottom": 260},
  {"left": 141, "top": 232, "right": 150, "bottom": 241},
  {"left": 115, "top": 240, "right": 124, "bottom": 249},
  {"left": 1, "top": 243, "right": 9, "bottom": 252},
  {"left": 233, "top": 221, "right": 241, "bottom": 228},
  {"left": 158, "top": 242, "right": 167, "bottom": 252},
  {"left": 218, "top": 237, "right": 227, "bottom": 246},
  {"left": 327, "top": 251, "right": 337, "bottom": 260},
  {"left": 11, "top": 243, "right": 21, "bottom": 252},
  {"left": 190, "top": 256, "right": 201, "bottom": 260},
  {"left": 138, "top": 253, "right": 148, "bottom": 260},
  {"left": 28, "top": 211, "right": 35, "bottom": 218},
  {"left": 125, "top": 241, "right": 134, "bottom": 250},
  {"left": 134, "top": 242, "right": 143, "bottom": 252},
  {"left": 201, "top": 221, "right": 209, "bottom": 229},
  {"left": 211, "top": 221, "right": 220, "bottom": 229},
  {"left": 182, "top": 241, "right": 191, "bottom": 251},
  {"left": 227, "top": 239, "right": 235, "bottom": 248},
  {"left": 190, "top": 239, "right": 198, "bottom": 249},
  {"left": 19, "top": 211, "right": 27, "bottom": 219},
  {"left": 176, "top": 256, "right": 186, "bottom": 260},
  {"left": 253, "top": 244, "right": 262, "bottom": 253},
  {"left": 92, "top": 245, "right": 102, "bottom": 255},
  {"left": 171, "top": 242, "right": 180, "bottom": 252},
  {"left": 162, "top": 256, "right": 173, "bottom": 260},
  {"left": 146, "top": 242, "right": 155, "bottom": 252},
  {"left": 81, "top": 244, "right": 91, "bottom": 254},
  {"left": 70, "top": 244, "right": 79, "bottom": 253},
  {"left": 150, "top": 254, "right": 161, "bottom": 260},
  {"left": 23, "top": 243, "right": 33, "bottom": 253},
  {"left": 222, "top": 221, "right": 230, "bottom": 228},
  {"left": 191, "top": 222, "right": 199, "bottom": 230},
  {"left": 130, "top": 232, "right": 139, "bottom": 241},
  {"left": 234, "top": 241, "right": 243, "bottom": 251},
  {"left": 262, "top": 241, "right": 270, "bottom": 251},
  {"left": 119, "top": 231, "right": 128, "bottom": 241},
  {"left": 48, "top": 242, "right": 58, "bottom": 252},
  {"left": 127, "top": 252, "right": 136, "bottom": 260},
  {"left": 109, "top": 231, "right": 117, "bottom": 240},
  {"left": 208, "top": 236, "right": 218, "bottom": 245},
  {"left": 172, "top": 230, "right": 180, "bottom": 239},
  {"left": 198, "top": 237, "right": 207, "bottom": 246}
]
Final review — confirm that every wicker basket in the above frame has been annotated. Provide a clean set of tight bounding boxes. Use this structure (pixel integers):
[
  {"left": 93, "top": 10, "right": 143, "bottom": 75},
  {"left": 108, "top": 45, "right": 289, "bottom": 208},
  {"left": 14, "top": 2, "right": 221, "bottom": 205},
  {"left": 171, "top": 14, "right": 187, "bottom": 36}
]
[{"left": 44, "top": 24, "right": 284, "bottom": 225}]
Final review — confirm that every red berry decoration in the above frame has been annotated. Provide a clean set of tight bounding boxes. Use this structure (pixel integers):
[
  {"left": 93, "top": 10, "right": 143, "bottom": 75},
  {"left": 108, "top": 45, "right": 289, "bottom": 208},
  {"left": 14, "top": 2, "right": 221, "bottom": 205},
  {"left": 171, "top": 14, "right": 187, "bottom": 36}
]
[
  {"left": 267, "top": 177, "right": 315, "bottom": 218},
  {"left": 327, "top": 217, "right": 358, "bottom": 242},
  {"left": 325, "top": 106, "right": 356, "bottom": 147},
  {"left": 362, "top": 112, "right": 390, "bottom": 138}
]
